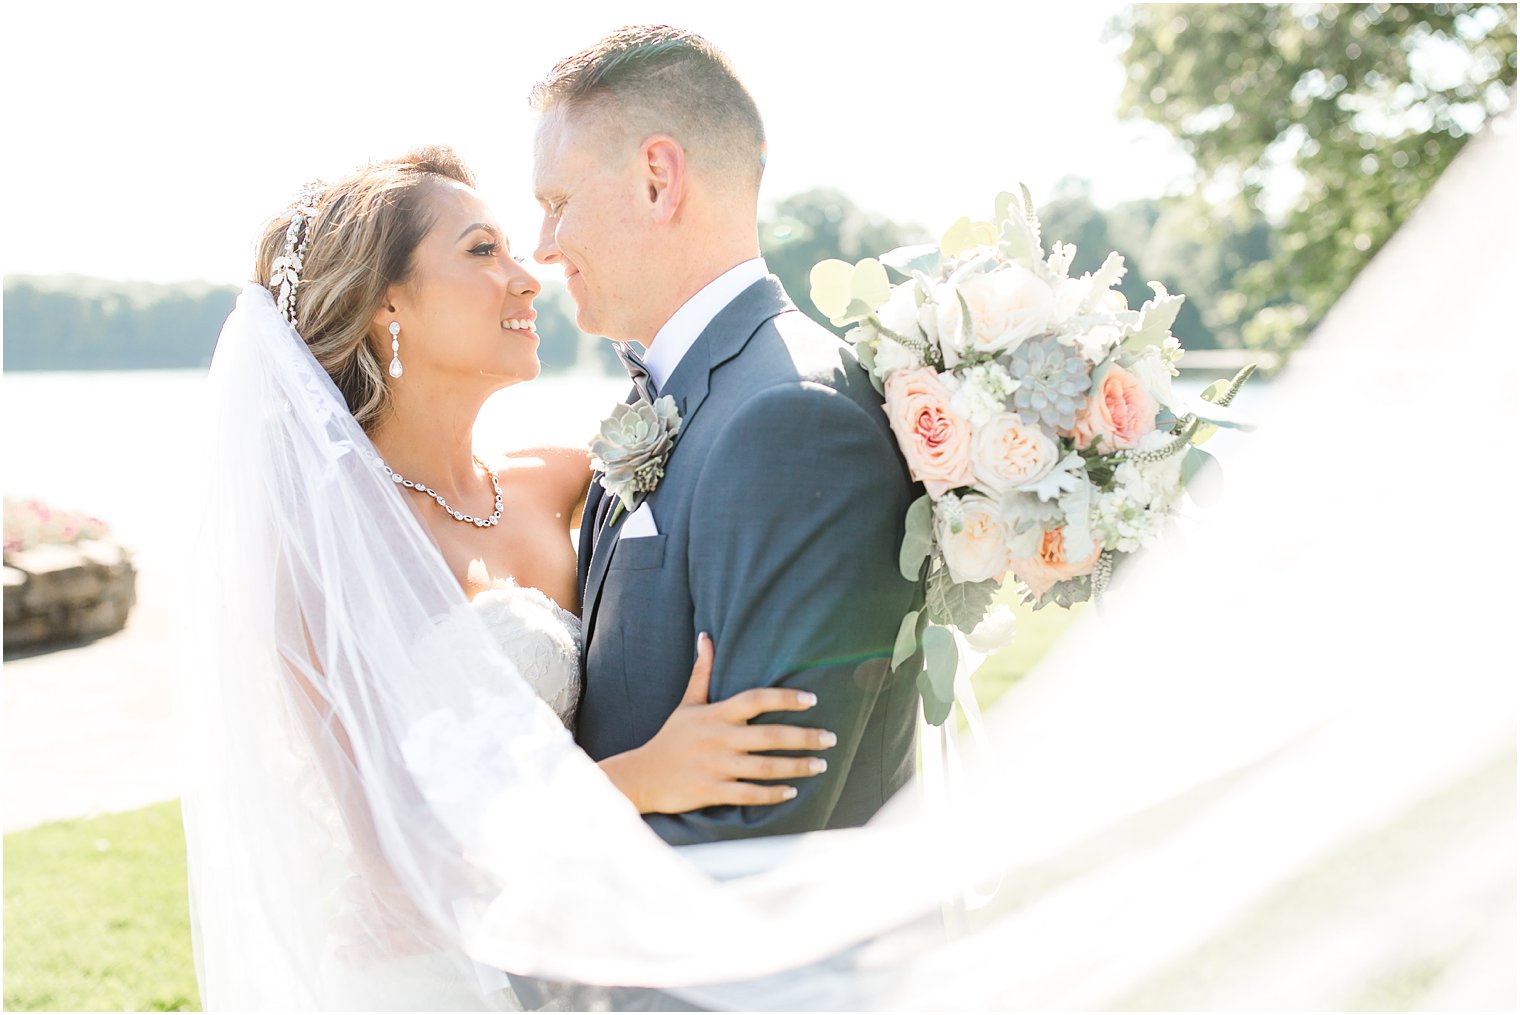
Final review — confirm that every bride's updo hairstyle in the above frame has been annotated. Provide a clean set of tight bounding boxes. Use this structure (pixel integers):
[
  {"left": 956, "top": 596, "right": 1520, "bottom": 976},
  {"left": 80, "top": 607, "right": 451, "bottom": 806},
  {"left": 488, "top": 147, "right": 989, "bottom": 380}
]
[{"left": 254, "top": 146, "right": 477, "bottom": 432}]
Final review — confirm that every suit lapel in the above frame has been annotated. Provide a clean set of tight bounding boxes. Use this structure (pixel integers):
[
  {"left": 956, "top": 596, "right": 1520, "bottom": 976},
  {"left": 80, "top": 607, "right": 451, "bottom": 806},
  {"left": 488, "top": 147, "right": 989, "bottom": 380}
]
[
  {"left": 580, "top": 276, "right": 795, "bottom": 655},
  {"left": 575, "top": 479, "right": 604, "bottom": 603},
  {"left": 580, "top": 489, "right": 627, "bottom": 656}
]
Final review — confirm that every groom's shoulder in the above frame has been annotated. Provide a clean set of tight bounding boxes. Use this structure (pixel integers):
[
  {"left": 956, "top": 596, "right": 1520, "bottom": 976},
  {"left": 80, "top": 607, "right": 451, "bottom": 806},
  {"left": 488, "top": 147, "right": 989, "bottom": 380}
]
[{"left": 738, "top": 306, "right": 877, "bottom": 408}]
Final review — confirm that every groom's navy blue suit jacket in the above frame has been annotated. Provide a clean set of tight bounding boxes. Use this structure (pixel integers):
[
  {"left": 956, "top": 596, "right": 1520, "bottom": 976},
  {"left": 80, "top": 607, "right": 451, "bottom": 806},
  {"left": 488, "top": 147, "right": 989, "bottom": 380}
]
[{"left": 575, "top": 275, "right": 923, "bottom": 844}]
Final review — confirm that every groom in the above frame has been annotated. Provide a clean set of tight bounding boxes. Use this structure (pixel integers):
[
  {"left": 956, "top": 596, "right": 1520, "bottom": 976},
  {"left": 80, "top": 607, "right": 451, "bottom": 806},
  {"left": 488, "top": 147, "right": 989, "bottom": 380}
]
[{"left": 532, "top": 26, "right": 921, "bottom": 845}]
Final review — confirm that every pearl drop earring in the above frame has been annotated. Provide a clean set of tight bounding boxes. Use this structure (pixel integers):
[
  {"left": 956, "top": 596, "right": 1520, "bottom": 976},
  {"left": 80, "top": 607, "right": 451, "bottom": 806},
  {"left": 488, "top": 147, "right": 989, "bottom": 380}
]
[{"left": 388, "top": 321, "right": 403, "bottom": 379}]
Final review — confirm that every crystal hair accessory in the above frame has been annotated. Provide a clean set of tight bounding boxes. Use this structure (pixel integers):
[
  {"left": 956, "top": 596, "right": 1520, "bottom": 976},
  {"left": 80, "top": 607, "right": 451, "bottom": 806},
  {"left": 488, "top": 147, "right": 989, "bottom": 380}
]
[{"left": 269, "top": 187, "right": 321, "bottom": 329}]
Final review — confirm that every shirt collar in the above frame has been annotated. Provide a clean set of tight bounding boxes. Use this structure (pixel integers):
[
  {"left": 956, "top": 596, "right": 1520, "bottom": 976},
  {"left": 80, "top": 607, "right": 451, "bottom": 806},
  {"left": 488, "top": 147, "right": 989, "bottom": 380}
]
[{"left": 643, "top": 257, "right": 768, "bottom": 392}]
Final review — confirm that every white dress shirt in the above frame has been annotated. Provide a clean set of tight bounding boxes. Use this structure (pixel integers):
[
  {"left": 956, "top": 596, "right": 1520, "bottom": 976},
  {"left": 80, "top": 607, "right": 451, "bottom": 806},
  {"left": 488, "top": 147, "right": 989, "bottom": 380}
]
[{"left": 642, "top": 257, "right": 768, "bottom": 393}]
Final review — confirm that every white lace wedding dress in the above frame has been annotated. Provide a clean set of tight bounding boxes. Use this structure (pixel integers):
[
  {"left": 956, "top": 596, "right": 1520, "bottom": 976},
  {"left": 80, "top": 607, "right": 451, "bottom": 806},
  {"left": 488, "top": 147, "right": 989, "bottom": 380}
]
[{"left": 466, "top": 580, "right": 582, "bottom": 728}]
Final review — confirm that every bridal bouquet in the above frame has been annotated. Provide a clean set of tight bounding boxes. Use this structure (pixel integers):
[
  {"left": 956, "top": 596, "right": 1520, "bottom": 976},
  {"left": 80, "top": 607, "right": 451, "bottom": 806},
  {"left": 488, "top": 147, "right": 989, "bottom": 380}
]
[{"left": 810, "top": 188, "right": 1253, "bottom": 723}]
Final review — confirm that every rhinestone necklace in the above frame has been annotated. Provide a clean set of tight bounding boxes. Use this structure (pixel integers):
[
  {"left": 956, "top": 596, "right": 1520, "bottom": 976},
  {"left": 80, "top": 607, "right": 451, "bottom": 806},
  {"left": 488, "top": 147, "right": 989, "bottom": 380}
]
[{"left": 380, "top": 455, "right": 503, "bottom": 528}]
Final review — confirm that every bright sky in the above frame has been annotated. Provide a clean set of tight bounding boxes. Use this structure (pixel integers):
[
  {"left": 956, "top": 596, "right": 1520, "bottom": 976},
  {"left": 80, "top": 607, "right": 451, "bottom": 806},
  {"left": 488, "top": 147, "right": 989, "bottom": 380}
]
[{"left": 2, "top": 1, "right": 1194, "bottom": 286}]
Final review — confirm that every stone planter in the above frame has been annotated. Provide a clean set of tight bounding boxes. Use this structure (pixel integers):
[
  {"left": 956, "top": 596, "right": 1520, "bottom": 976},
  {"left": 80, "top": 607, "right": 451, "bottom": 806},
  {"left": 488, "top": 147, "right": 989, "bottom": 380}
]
[{"left": 3, "top": 538, "right": 137, "bottom": 652}]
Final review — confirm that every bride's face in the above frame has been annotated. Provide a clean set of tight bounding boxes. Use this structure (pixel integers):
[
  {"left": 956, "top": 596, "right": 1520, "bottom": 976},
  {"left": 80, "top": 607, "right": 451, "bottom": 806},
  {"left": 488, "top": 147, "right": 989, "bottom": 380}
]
[{"left": 379, "top": 180, "right": 542, "bottom": 388}]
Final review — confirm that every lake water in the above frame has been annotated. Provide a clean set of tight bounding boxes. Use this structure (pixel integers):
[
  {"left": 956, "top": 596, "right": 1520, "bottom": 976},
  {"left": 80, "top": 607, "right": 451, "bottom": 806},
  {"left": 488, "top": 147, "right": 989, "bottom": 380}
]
[{"left": 2, "top": 369, "right": 630, "bottom": 567}]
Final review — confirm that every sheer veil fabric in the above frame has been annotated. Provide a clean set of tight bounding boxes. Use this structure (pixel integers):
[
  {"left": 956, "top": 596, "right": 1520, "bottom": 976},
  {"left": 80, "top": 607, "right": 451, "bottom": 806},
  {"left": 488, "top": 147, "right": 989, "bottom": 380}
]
[{"left": 178, "top": 108, "right": 1515, "bottom": 1011}]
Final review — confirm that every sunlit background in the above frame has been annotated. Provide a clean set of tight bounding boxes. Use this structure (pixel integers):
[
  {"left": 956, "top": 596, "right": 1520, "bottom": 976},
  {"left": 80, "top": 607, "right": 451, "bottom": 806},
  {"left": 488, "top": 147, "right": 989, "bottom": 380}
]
[
  {"left": 3, "top": 2, "right": 1515, "bottom": 1010},
  {"left": 2, "top": 1, "right": 1188, "bottom": 285}
]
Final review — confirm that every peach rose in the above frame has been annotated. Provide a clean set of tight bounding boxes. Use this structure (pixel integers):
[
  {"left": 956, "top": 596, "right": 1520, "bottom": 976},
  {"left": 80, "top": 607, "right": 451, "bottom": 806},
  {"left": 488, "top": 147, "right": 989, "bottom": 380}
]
[
  {"left": 1069, "top": 364, "right": 1160, "bottom": 452},
  {"left": 936, "top": 495, "right": 1011, "bottom": 584},
  {"left": 971, "top": 413, "right": 1059, "bottom": 494},
  {"left": 885, "top": 368, "right": 975, "bottom": 498},
  {"left": 1011, "top": 526, "right": 1103, "bottom": 600}
]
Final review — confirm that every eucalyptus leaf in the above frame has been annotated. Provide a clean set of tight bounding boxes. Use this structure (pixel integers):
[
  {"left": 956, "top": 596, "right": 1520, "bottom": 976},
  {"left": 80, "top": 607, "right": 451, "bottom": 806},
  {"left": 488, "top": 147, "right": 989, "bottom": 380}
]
[
  {"left": 808, "top": 259, "right": 855, "bottom": 320},
  {"left": 842, "top": 298, "right": 880, "bottom": 322},
  {"left": 940, "top": 218, "right": 996, "bottom": 259},
  {"left": 880, "top": 243, "right": 942, "bottom": 280},
  {"left": 1181, "top": 446, "right": 1223, "bottom": 505},
  {"left": 940, "top": 217, "right": 977, "bottom": 258},
  {"left": 892, "top": 609, "right": 920, "bottom": 671},
  {"left": 994, "top": 190, "right": 1018, "bottom": 229},
  {"left": 916, "top": 672, "right": 953, "bottom": 726},
  {"left": 1190, "top": 380, "right": 1228, "bottom": 445},
  {"left": 810, "top": 257, "right": 891, "bottom": 326},
  {"left": 918, "top": 624, "right": 959, "bottom": 726},
  {"left": 899, "top": 494, "right": 933, "bottom": 582}
]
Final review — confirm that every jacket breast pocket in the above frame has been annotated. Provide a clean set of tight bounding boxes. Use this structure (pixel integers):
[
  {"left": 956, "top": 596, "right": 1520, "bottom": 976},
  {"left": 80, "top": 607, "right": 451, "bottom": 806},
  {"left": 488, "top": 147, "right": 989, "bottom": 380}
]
[{"left": 610, "top": 533, "right": 667, "bottom": 571}]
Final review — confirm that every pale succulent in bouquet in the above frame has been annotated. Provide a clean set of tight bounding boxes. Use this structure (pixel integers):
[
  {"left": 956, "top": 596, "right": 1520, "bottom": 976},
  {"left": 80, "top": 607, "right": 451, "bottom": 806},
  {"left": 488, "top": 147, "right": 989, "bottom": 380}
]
[{"left": 811, "top": 187, "right": 1254, "bottom": 724}]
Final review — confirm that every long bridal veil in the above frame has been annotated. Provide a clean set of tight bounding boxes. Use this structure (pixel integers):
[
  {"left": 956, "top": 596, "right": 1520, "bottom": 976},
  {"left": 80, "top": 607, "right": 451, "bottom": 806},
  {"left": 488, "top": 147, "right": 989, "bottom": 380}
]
[{"left": 177, "top": 106, "right": 1515, "bottom": 1011}]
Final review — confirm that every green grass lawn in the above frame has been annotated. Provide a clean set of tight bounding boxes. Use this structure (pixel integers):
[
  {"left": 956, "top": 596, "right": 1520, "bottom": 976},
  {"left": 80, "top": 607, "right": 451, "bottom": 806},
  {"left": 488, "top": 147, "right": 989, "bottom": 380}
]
[
  {"left": 2, "top": 600, "right": 1079, "bottom": 1012},
  {"left": 4, "top": 801, "right": 199, "bottom": 1012}
]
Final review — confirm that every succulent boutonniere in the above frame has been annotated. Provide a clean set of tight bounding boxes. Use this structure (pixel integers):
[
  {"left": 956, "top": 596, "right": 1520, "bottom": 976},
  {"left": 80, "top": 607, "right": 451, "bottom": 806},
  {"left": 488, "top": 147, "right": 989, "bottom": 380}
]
[{"left": 590, "top": 395, "right": 682, "bottom": 526}]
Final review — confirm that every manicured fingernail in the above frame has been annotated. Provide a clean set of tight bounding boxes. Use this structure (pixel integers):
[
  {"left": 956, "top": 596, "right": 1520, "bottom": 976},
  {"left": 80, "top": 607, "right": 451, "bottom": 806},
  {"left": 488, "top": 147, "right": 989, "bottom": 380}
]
[
  {"left": 809, "top": 758, "right": 828, "bottom": 774},
  {"left": 699, "top": 632, "right": 711, "bottom": 647},
  {"left": 782, "top": 786, "right": 798, "bottom": 800},
  {"left": 820, "top": 731, "right": 837, "bottom": 747},
  {"left": 797, "top": 691, "right": 818, "bottom": 707}
]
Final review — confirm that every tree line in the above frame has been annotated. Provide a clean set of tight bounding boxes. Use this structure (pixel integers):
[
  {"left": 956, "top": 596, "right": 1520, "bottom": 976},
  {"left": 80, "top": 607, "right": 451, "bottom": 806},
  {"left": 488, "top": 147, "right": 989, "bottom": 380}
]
[{"left": 1, "top": 274, "right": 613, "bottom": 375}]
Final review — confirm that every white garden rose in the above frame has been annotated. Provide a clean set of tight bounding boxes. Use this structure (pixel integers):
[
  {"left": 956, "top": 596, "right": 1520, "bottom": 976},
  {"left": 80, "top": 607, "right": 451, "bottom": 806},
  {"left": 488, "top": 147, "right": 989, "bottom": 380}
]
[
  {"left": 934, "top": 264, "right": 1053, "bottom": 366},
  {"left": 971, "top": 412, "right": 1060, "bottom": 493},
  {"left": 935, "top": 494, "right": 1010, "bottom": 584}
]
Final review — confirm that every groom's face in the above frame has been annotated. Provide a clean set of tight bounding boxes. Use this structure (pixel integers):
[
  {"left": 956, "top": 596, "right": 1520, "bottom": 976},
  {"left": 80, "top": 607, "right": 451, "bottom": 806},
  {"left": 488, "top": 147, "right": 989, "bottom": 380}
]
[{"left": 532, "top": 108, "right": 648, "bottom": 342}]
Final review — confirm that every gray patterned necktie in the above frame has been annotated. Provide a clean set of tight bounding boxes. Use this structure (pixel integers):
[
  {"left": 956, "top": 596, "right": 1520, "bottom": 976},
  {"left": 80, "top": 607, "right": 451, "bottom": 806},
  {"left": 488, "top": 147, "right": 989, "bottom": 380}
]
[{"left": 613, "top": 341, "right": 657, "bottom": 403}]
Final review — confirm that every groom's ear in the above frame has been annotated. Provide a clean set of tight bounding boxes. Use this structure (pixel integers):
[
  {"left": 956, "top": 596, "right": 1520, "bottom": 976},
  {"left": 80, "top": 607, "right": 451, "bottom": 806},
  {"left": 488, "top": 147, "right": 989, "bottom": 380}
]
[{"left": 641, "top": 135, "right": 685, "bottom": 225}]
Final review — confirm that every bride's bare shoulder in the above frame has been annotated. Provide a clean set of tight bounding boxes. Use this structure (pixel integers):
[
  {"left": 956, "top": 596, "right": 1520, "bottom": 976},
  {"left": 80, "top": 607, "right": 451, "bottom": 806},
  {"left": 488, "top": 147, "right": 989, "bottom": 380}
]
[{"left": 490, "top": 446, "right": 592, "bottom": 506}]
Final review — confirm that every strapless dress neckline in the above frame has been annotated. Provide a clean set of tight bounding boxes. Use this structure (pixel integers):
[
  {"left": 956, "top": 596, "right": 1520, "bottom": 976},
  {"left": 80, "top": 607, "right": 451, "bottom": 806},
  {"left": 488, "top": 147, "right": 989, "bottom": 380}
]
[{"left": 467, "top": 579, "right": 582, "bottom": 728}]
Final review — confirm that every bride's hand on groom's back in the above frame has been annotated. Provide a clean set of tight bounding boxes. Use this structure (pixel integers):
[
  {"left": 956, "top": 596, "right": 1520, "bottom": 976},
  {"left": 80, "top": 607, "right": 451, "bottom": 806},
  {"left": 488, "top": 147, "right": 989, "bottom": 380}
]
[{"left": 598, "top": 633, "right": 837, "bottom": 815}]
